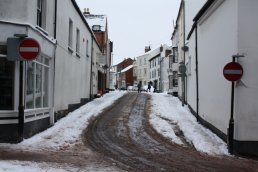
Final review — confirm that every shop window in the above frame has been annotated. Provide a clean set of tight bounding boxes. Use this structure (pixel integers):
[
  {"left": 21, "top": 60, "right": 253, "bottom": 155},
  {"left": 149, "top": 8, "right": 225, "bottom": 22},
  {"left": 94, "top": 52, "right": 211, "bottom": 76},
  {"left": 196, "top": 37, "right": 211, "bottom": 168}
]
[
  {"left": 26, "top": 56, "right": 50, "bottom": 109},
  {"left": 0, "top": 58, "right": 14, "bottom": 110}
]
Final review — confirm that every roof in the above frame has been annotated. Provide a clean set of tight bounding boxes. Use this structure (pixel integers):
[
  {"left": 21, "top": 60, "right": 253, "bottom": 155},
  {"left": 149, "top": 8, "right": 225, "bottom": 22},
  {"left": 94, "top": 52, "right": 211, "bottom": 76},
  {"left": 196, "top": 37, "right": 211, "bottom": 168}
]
[
  {"left": 121, "top": 65, "right": 133, "bottom": 73},
  {"left": 70, "top": 0, "right": 101, "bottom": 50},
  {"left": 187, "top": 0, "right": 215, "bottom": 40},
  {"left": 193, "top": 0, "right": 215, "bottom": 22},
  {"left": 85, "top": 14, "right": 107, "bottom": 32}
]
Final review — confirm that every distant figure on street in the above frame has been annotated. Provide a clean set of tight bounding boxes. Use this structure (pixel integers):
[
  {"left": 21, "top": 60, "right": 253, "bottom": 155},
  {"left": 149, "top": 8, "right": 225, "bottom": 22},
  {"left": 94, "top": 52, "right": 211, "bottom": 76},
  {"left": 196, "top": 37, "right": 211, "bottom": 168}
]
[
  {"left": 147, "top": 82, "right": 151, "bottom": 92},
  {"left": 137, "top": 83, "right": 142, "bottom": 93}
]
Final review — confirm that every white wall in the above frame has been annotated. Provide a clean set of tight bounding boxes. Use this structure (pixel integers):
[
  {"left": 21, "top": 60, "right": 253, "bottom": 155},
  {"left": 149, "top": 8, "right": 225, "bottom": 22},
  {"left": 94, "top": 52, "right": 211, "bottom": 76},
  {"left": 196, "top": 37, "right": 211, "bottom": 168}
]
[
  {"left": 198, "top": 0, "right": 238, "bottom": 134},
  {"left": 234, "top": 0, "right": 258, "bottom": 140},
  {"left": 186, "top": 31, "right": 196, "bottom": 112},
  {"left": 54, "top": 0, "right": 96, "bottom": 111},
  {"left": 0, "top": 0, "right": 29, "bottom": 23}
]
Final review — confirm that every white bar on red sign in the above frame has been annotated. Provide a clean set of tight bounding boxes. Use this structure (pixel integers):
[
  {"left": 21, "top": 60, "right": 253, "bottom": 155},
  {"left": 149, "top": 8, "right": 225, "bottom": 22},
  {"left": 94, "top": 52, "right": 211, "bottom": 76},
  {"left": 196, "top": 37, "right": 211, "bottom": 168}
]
[
  {"left": 20, "top": 47, "right": 39, "bottom": 52},
  {"left": 224, "top": 70, "right": 242, "bottom": 75}
]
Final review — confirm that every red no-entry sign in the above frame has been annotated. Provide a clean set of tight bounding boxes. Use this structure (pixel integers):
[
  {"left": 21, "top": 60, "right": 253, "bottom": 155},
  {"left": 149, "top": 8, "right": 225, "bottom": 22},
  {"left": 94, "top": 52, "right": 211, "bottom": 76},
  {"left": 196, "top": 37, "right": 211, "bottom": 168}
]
[
  {"left": 223, "top": 62, "right": 243, "bottom": 81},
  {"left": 18, "top": 38, "right": 40, "bottom": 60}
]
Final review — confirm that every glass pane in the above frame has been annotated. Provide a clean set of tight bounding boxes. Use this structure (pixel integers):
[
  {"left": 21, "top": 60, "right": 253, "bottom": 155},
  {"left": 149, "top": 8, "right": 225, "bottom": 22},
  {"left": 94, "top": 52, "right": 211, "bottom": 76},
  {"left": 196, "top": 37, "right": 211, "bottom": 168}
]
[
  {"left": 0, "top": 58, "right": 14, "bottom": 110},
  {"left": 26, "top": 61, "right": 35, "bottom": 109},
  {"left": 43, "top": 66, "right": 49, "bottom": 107},
  {"left": 36, "top": 63, "right": 42, "bottom": 108}
]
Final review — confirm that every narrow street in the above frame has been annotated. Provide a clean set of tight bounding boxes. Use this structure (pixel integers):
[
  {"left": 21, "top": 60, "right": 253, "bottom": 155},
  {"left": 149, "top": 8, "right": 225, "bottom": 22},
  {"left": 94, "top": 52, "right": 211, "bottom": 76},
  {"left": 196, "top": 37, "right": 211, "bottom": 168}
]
[
  {"left": 85, "top": 93, "right": 258, "bottom": 171},
  {"left": 0, "top": 92, "right": 258, "bottom": 171}
]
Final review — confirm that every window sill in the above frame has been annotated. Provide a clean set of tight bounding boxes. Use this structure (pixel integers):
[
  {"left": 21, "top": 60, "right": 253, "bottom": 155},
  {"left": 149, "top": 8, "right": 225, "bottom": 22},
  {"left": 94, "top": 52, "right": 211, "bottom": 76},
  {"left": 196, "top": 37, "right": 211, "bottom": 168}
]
[
  {"left": 68, "top": 47, "right": 74, "bottom": 53},
  {"left": 76, "top": 52, "right": 81, "bottom": 58}
]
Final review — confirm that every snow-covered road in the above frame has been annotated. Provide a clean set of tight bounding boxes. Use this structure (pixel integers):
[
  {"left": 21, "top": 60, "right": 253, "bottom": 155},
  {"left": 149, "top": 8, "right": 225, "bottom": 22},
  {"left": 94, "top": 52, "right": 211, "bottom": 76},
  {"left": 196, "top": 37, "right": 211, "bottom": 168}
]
[{"left": 0, "top": 91, "right": 230, "bottom": 171}]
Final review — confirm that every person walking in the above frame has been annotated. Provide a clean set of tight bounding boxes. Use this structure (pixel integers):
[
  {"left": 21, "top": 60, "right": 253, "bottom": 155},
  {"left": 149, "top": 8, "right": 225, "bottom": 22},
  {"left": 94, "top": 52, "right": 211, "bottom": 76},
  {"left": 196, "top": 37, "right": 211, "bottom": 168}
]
[
  {"left": 147, "top": 82, "right": 151, "bottom": 92},
  {"left": 137, "top": 83, "right": 142, "bottom": 93}
]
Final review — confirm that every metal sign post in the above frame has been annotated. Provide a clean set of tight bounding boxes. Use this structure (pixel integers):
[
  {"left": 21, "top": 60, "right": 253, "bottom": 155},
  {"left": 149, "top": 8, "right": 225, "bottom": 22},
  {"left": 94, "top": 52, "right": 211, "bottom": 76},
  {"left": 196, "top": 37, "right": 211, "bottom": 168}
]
[{"left": 223, "top": 55, "right": 244, "bottom": 154}]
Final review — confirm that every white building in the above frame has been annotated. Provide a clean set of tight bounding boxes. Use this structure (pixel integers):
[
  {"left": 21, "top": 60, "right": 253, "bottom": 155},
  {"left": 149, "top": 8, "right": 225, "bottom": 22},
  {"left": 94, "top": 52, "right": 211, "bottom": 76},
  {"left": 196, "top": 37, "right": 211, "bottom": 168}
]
[
  {"left": 136, "top": 53, "right": 149, "bottom": 87},
  {"left": 187, "top": 0, "right": 258, "bottom": 156},
  {"left": 171, "top": 0, "right": 206, "bottom": 103},
  {"left": 0, "top": 0, "right": 101, "bottom": 142},
  {"left": 0, "top": 0, "right": 56, "bottom": 142},
  {"left": 149, "top": 45, "right": 169, "bottom": 92}
]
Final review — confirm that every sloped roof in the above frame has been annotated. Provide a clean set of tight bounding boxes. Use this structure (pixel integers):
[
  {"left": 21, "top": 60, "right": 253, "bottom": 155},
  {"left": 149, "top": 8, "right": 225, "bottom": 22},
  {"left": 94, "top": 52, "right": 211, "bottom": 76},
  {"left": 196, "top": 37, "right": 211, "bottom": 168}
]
[
  {"left": 121, "top": 65, "right": 133, "bottom": 73},
  {"left": 85, "top": 14, "right": 107, "bottom": 32}
]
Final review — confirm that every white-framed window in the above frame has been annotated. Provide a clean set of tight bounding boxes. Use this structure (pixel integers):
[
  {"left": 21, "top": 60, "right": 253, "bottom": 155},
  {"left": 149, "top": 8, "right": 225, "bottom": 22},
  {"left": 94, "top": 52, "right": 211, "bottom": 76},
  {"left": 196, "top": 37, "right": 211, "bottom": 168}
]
[
  {"left": 144, "top": 68, "right": 147, "bottom": 76},
  {"left": 86, "top": 39, "right": 89, "bottom": 57},
  {"left": 76, "top": 28, "right": 80, "bottom": 57},
  {"left": 144, "top": 57, "right": 146, "bottom": 65},
  {"left": 68, "top": 18, "right": 73, "bottom": 50},
  {"left": 26, "top": 56, "right": 50, "bottom": 109},
  {"left": 37, "top": 0, "right": 42, "bottom": 27}
]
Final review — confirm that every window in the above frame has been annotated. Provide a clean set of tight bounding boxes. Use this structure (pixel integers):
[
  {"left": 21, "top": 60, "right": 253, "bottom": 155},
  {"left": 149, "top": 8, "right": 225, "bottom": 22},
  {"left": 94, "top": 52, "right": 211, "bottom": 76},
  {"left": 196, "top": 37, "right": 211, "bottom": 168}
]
[
  {"left": 169, "top": 75, "right": 173, "bottom": 89},
  {"left": 187, "top": 56, "right": 191, "bottom": 75},
  {"left": 172, "top": 71, "right": 178, "bottom": 87},
  {"left": 144, "top": 57, "right": 146, "bottom": 65},
  {"left": 92, "top": 25, "right": 101, "bottom": 32},
  {"left": 37, "top": 0, "right": 46, "bottom": 29},
  {"left": 68, "top": 19, "right": 73, "bottom": 50},
  {"left": 158, "top": 68, "right": 160, "bottom": 77},
  {"left": 140, "top": 59, "right": 142, "bottom": 66},
  {"left": 144, "top": 68, "right": 147, "bottom": 76},
  {"left": 86, "top": 39, "right": 89, "bottom": 57},
  {"left": 26, "top": 56, "right": 50, "bottom": 109},
  {"left": 0, "top": 58, "right": 14, "bottom": 110},
  {"left": 37, "top": 0, "right": 42, "bottom": 27},
  {"left": 173, "top": 50, "right": 178, "bottom": 63},
  {"left": 76, "top": 28, "right": 80, "bottom": 57},
  {"left": 169, "top": 55, "right": 173, "bottom": 68}
]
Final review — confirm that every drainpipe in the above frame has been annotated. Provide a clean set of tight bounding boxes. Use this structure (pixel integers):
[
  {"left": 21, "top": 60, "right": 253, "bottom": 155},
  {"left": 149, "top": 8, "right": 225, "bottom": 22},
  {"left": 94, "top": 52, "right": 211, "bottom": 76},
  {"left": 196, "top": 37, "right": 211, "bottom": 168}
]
[
  {"left": 51, "top": 0, "right": 57, "bottom": 124},
  {"left": 195, "top": 23, "right": 199, "bottom": 122},
  {"left": 54, "top": 0, "right": 57, "bottom": 39},
  {"left": 90, "top": 36, "right": 94, "bottom": 99},
  {"left": 183, "top": 0, "right": 186, "bottom": 105}
]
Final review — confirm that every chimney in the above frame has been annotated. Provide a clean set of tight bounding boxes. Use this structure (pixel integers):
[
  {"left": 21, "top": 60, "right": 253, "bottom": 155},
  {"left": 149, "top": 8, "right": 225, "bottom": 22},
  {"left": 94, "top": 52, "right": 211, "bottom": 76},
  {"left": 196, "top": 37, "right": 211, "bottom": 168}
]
[
  {"left": 145, "top": 46, "right": 151, "bottom": 53},
  {"left": 160, "top": 45, "right": 163, "bottom": 52},
  {"left": 83, "top": 8, "right": 90, "bottom": 15}
]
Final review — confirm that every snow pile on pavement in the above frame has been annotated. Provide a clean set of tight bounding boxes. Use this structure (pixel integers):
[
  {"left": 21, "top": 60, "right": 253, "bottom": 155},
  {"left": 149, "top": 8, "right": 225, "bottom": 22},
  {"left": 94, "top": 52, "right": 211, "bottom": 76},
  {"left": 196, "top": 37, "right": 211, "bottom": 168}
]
[
  {"left": 149, "top": 93, "right": 229, "bottom": 156},
  {"left": 1, "top": 91, "right": 126, "bottom": 151}
]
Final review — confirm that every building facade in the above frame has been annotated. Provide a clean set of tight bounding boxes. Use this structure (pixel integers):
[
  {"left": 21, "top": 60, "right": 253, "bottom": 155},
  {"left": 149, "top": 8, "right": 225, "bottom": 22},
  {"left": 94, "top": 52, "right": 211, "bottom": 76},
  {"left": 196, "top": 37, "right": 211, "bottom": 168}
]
[
  {"left": 0, "top": 0, "right": 102, "bottom": 142},
  {"left": 187, "top": 0, "right": 258, "bottom": 156},
  {"left": 0, "top": 0, "right": 56, "bottom": 142}
]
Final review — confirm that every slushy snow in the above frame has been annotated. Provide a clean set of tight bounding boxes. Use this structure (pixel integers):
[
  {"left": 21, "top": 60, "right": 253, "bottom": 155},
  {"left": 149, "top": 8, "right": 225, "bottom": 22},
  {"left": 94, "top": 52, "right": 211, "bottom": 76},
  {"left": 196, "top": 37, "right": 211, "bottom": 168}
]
[{"left": 0, "top": 91, "right": 229, "bottom": 171}]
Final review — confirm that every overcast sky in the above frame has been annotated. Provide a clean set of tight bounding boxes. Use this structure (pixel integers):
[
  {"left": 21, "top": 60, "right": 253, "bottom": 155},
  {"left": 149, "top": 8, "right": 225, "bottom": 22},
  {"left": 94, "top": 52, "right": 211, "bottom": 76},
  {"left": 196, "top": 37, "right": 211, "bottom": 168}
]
[{"left": 75, "top": 0, "right": 181, "bottom": 65}]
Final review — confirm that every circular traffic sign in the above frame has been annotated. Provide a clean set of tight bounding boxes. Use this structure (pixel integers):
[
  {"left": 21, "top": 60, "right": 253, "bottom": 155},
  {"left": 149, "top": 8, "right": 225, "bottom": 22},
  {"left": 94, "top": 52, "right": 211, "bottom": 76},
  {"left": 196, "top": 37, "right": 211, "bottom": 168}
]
[
  {"left": 18, "top": 38, "right": 40, "bottom": 60},
  {"left": 223, "top": 62, "right": 243, "bottom": 81}
]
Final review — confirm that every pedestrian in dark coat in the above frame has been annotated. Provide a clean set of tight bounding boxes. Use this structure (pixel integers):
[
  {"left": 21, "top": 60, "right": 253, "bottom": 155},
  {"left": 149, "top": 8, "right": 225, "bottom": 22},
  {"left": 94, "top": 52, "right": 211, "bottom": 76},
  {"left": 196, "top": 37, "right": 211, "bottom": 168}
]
[{"left": 137, "top": 83, "right": 142, "bottom": 93}]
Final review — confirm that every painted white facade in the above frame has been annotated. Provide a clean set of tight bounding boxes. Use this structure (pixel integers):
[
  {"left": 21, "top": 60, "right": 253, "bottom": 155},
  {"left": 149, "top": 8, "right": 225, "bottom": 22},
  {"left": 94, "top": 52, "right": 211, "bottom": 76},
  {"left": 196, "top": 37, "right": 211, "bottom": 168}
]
[
  {"left": 149, "top": 45, "right": 169, "bottom": 92},
  {"left": 0, "top": 0, "right": 56, "bottom": 141},
  {"left": 54, "top": 0, "right": 100, "bottom": 111},
  {"left": 136, "top": 53, "right": 149, "bottom": 86},
  {"left": 187, "top": 0, "right": 258, "bottom": 155},
  {"left": 172, "top": 0, "right": 206, "bottom": 102}
]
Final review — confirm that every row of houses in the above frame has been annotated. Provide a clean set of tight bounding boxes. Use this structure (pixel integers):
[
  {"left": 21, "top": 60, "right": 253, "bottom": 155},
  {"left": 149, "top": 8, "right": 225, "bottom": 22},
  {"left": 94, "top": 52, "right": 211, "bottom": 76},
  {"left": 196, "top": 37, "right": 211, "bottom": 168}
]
[
  {"left": 110, "top": 0, "right": 258, "bottom": 157},
  {"left": 109, "top": 45, "right": 172, "bottom": 92},
  {"left": 0, "top": 0, "right": 112, "bottom": 142},
  {"left": 169, "top": 0, "right": 258, "bottom": 156}
]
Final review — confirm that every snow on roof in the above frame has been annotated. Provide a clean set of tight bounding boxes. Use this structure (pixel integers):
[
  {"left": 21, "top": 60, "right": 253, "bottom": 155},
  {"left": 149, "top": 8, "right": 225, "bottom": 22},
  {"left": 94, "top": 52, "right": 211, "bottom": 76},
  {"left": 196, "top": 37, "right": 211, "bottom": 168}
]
[
  {"left": 85, "top": 14, "right": 107, "bottom": 32},
  {"left": 121, "top": 65, "right": 133, "bottom": 73}
]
